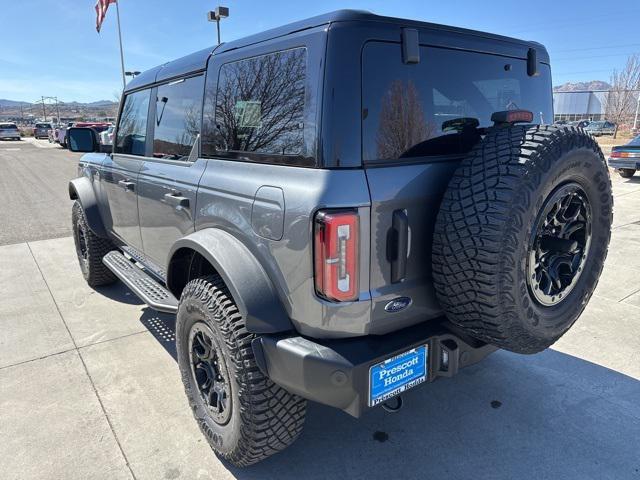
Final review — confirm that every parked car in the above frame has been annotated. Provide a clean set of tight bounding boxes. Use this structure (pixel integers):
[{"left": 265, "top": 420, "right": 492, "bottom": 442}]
[
  {"left": 33, "top": 122, "right": 52, "bottom": 139},
  {"left": 66, "top": 10, "right": 613, "bottom": 467},
  {"left": 584, "top": 120, "right": 616, "bottom": 136},
  {"left": 48, "top": 126, "right": 59, "bottom": 143},
  {"left": 0, "top": 122, "right": 21, "bottom": 140},
  {"left": 568, "top": 119, "right": 590, "bottom": 128},
  {"left": 608, "top": 134, "right": 640, "bottom": 178},
  {"left": 56, "top": 126, "right": 69, "bottom": 147},
  {"left": 99, "top": 125, "right": 115, "bottom": 146}
]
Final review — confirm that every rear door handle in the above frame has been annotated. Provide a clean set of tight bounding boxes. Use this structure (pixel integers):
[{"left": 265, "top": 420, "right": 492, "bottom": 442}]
[
  {"left": 118, "top": 180, "right": 135, "bottom": 192},
  {"left": 164, "top": 192, "right": 190, "bottom": 208}
]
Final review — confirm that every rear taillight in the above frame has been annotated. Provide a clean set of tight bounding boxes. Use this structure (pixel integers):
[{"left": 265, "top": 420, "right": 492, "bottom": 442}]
[
  {"left": 314, "top": 210, "right": 359, "bottom": 302},
  {"left": 611, "top": 150, "right": 640, "bottom": 158}
]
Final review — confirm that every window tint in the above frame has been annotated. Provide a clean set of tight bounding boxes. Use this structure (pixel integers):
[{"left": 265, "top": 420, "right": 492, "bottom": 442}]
[
  {"left": 35, "top": 123, "right": 51, "bottom": 128},
  {"left": 115, "top": 89, "right": 150, "bottom": 156},
  {"left": 152, "top": 75, "right": 204, "bottom": 160},
  {"left": 362, "top": 43, "right": 553, "bottom": 162},
  {"left": 202, "top": 48, "right": 307, "bottom": 161},
  {"left": 629, "top": 135, "right": 640, "bottom": 146},
  {"left": 1, "top": 123, "right": 18, "bottom": 130}
]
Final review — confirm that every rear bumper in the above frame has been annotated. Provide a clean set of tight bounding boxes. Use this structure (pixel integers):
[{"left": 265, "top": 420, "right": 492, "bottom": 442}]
[
  {"left": 0, "top": 133, "right": 20, "bottom": 139},
  {"left": 608, "top": 159, "right": 639, "bottom": 170},
  {"left": 253, "top": 319, "right": 496, "bottom": 417}
]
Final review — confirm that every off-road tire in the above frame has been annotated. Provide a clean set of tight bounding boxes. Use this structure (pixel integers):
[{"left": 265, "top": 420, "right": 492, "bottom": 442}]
[
  {"left": 618, "top": 168, "right": 636, "bottom": 178},
  {"left": 71, "top": 201, "right": 117, "bottom": 287},
  {"left": 176, "top": 275, "right": 306, "bottom": 467},
  {"left": 433, "top": 125, "right": 612, "bottom": 354}
]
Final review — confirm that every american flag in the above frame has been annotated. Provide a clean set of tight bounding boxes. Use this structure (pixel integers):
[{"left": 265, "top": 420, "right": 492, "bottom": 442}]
[{"left": 95, "top": 0, "right": 117, "bottom": 33}]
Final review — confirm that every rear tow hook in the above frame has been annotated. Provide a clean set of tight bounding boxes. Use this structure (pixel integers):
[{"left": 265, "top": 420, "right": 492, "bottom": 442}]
[{"left": 381, "top": 395, "right": 403, "bottom": 413}]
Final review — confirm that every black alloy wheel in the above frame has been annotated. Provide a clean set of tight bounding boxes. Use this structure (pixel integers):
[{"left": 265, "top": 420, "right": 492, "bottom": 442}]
[
  {"left": 527, "top": 182, "right": 592, "bottom": 306},
  {"left": 188, "top": 322, "right": 232, "bottom": 425}
]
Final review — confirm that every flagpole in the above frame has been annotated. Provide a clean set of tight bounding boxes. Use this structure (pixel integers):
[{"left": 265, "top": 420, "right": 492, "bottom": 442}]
[{"left": 115, "top": 0, "right": 126, "bottom": 89}]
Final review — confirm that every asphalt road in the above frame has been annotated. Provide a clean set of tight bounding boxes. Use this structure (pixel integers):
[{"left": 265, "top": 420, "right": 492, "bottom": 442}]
[
  {"left": 1, "top": 136, "right": 640, "bottom": 479},
  {"left": 0, "top": 137, "right": 81, "bottom": 246}
]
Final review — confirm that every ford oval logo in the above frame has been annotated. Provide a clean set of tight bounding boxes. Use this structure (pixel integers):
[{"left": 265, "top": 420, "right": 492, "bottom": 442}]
[{"left": 384, "top": 297, "right": 412, "bottom": 313}]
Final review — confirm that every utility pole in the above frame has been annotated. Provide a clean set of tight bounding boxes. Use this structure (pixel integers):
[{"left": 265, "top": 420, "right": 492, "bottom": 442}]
[
  {"left": 633, "top": 91, "right": 640, "bottom": 133},
  {"left": 40, "top": 96, "right": 47, "bottom": 121},
  {"left": 55, "top": 97, "right": 61, "bottom": 124}
]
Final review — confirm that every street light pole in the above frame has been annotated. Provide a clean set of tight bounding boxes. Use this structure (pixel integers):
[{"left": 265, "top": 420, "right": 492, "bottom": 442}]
[{"left": 207, "top": 6, "right": 229, "bottom": 45}]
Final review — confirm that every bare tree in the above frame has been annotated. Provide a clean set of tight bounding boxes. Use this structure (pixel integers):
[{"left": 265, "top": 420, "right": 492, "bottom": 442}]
[
  {"left": 213, "top": 49, "right": 306, "bottom": 155},
  {"left": 375, "top": 80, "right": 433, "bottom": 159},
  {"left": 604, "top": 54, "right": 640, "bottom": 136}
]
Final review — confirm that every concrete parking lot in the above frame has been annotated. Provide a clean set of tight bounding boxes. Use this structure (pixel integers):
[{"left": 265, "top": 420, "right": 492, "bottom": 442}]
[{"left": 1, "top": 138, "right": 640, "bottom": 479}]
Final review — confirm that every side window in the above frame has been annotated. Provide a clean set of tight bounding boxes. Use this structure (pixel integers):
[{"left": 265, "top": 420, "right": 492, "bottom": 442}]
[
  {"left": 202, "top": 48, "right": 307, "bottom": 161},
  {"left": 362, "top": 43, "right": 553, "bottom": 162},
  {"left": 152, "top": 75, "right": 204, "bottom": 160},
  {"left": 115, "top": 89, "right": 150, "bottom": 156}
]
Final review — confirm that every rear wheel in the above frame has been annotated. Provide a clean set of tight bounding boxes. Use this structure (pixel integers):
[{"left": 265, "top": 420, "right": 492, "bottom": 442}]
[
  {"left": 618, "top": 168, "right": 636, "bottom": 178},
  {"left": 433, "top": 125, "right": 612, "bottom": 354},
  {"left": 176, "top": 275, "right": 306, "bottom": 467},
  {"left": 72, "top": 201, "right": 117, "bottom": 287}
]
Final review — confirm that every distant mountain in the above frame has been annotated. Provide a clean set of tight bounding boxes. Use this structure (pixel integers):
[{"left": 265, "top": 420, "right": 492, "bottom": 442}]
[
  {"left": 0, "top": 98, "right": 117, "bottom": 107},
  {"left": 0, "top": 99, "right": 31, "bottom": 107},
  {"left": 87, "top": 100, "right": 116, "bottom": 107},
  {"left": 553, "top": 81, "right": 611, "bottom": 92}
]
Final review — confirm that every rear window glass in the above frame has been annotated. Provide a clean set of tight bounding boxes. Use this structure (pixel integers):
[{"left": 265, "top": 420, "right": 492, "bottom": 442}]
[
  {"left": 152, "top": 75, "right": 204, "bottom": 161},
  {"left": 628, "top": 136, "right": 640, "bottom": 146},
  {"left": 35, "top": 123, "right": 51, "bottom": 128},
  {"left": 202, "top": 47, "right": 308, "bottom": 163},
  {"left": 362, "top": 43, "right": 553, "bottom": 162},
  {"left": 1, "top": 124, "right": 18, "bottom": 130},
  {"left": 115, "top": 89, "right": 150, "bottom": 156}
]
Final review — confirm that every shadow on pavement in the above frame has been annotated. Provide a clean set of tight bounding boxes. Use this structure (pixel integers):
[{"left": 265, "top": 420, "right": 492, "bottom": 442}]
[
  {"left": 103, "top": 282, "right": 639, "bottom": 479},
  {"left": 95, "top": 283, "right": 177, "bottom": 360},
  {"left": 94, "top": 283, "right": 144, "bottom": 306},
  {"left": 221, "top": 349, "right": 639, "bottom": 480},
  {"left": 139, "top": 309, "right": 176, "bottom": 360}
]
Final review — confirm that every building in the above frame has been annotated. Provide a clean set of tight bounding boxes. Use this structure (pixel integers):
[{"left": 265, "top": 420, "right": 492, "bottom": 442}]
[{"left": 553, "top": 90, "right": 608, "bottom": 122}]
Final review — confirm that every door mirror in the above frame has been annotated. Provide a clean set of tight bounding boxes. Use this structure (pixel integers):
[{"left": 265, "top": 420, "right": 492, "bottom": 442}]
[{"left": 68, "top": 127, "right": 99, "bottom": 152}]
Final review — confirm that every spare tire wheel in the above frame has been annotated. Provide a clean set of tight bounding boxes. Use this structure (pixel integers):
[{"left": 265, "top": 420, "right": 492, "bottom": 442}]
[{"left": 432, "top": 125, "right": 612, "bottom": 354}]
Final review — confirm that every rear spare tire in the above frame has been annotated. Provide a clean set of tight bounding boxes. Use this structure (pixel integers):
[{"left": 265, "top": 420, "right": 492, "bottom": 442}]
[{"left": 433, "top": 125, "right": 612, "bottom": 354}]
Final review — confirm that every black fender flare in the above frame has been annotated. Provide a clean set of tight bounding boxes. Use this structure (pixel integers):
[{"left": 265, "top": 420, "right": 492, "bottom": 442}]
[
  {"left": 167, "top": 229, "right": 293, "bottom": 334},
  {"left": 68, "top": 177, "right": 108, "bottom": 238}
]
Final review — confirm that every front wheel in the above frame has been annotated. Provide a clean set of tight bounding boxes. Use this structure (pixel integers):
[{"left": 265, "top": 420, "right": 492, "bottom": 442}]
[
  {"left": 72, "top": 201, "right": 117, "bottom": 287},
  {"left": 176, "top": 275, "right": 306, "bottom": 467},
  {"left": 618, "top": 168, "right": 636, "bottom": 178}
]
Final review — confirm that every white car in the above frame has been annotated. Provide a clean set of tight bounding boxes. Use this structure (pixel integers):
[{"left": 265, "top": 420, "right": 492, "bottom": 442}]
[
  {"left": 0, "top": 122, "right": 21, "bottom": 140},
  {"left": 99, "top": 125, "right": 115, "bottom": 146}
]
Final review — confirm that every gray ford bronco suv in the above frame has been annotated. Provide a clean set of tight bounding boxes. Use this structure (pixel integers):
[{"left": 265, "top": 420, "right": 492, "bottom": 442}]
[{"left": 67, "top": 10, "right": 613, "bottom": 466}]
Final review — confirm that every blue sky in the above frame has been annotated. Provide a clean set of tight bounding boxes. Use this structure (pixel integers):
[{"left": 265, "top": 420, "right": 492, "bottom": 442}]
[{"left": 1, "top": 0, "right": 639, "bottom": 102}]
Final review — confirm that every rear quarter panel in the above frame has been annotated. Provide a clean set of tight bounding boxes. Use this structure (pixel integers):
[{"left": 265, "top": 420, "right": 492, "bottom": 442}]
[{"left": 195, "top": 160, "right": 372, "bottom": 338}]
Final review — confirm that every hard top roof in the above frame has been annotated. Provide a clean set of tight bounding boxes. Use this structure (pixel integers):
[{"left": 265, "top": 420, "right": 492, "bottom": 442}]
[{"left": 125, "top": 9, "right": 547, "bottom": 92}]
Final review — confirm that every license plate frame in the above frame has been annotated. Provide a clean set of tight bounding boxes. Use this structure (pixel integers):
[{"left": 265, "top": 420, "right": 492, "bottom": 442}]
[{"left": 368, "top": 344, "right": 428, "bottom": 407}]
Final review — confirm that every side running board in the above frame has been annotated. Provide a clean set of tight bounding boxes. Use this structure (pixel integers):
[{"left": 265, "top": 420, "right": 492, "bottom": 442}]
[{"left": 102, "top": 251, "right": 179, "bottom": 313}]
